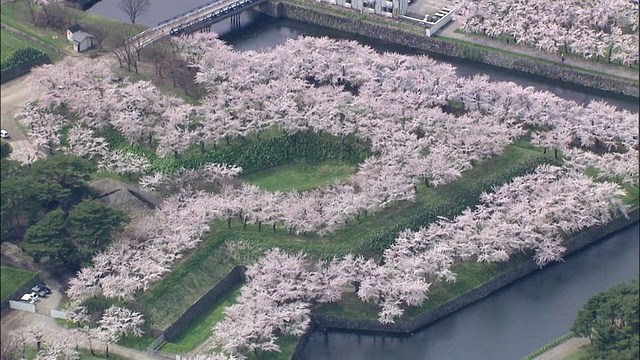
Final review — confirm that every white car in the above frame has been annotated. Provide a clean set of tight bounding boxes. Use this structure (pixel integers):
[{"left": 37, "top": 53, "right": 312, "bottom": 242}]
[
  {"left": 0, "top": 130, "right": 9, "bottom": 139},
  {"left": 20, "top": 292, "right": 39, "bottom": 304}
]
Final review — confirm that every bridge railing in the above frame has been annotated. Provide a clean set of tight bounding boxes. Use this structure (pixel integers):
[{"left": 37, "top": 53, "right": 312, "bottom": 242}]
[
  {"left": 157, "top": 0, "right": 227, "bottom": 26},
  {"left": 125, "top": 0, "right": 263, "bottom": 47}
]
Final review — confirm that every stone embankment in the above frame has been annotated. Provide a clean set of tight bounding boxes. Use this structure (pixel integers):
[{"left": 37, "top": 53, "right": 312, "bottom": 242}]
[
  {"left": 290, "top": 209, "right": 639, "bottom": 359},
  {"left": 257, "top": 0, "right": 639, "bottom": 98}
]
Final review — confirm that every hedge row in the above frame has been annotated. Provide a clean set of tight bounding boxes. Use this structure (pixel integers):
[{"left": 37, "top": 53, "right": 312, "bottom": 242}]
[
  {"left": 101, "top": 128, "right": 372, "bottom": 175},
  {"left": 1, "top": 47, "right": 46, "bottom": 72},
  {"left": 521, "top": 332, "right": 577, "bottom": 360}
]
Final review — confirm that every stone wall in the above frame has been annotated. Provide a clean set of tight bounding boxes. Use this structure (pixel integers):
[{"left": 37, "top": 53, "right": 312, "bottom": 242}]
[
  {"left": 162, "top": 266, "right": 246, "bottom": 342},
  {"left": 259, "top": 1, "right": 639, "bottom": 98},
  {"left": 308, "top": 208, "right": 639, "bottom": 335}
]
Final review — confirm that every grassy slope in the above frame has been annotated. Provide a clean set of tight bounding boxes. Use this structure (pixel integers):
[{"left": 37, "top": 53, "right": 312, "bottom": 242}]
[
  {"left": 1, "top": 265, "right": 37, "bottom": 301},
  {"left": 1, "top": 29, "right": 47, "bottom": 62},
  {"left": 242, "top": 161, "right": 357, "bottom": 192},
  {"left": 161, "top": 285, "right": 243, "bottom": 354},
  {"left": 0, "top": 1, "right": 145, "bottom": 58}
]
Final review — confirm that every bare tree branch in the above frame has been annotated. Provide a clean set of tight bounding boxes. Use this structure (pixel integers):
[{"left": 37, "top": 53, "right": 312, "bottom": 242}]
[{"left": 117, "top": 0, "right": 150, "bottom": 24}]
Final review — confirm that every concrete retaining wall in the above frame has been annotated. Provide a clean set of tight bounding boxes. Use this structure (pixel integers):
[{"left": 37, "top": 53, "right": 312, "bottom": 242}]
[
  {"left": 8, "top": 300, "right": 36, "bottom": 313},
  {"left": 162, "top": 266, "right": 246, "bottom": 342},
  {"left": 1, "top": 272, "right": 41, "bottom": 317},
  {"left": 259, "top": 1, "right": 639, "bottom": 98},
  {"left": 50, "top": 309, "right": 68, "bottom": 319}
]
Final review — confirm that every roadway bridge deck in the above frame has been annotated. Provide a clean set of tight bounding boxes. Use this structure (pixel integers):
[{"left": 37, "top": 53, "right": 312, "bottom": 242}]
[{"left": 125, "top": 0, "right": 267, "bottom": 49}]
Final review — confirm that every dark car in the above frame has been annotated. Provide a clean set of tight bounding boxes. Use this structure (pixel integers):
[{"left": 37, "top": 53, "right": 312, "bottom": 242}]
[{"left": 32, "top": 284, "right": 52, "bottom": 297}]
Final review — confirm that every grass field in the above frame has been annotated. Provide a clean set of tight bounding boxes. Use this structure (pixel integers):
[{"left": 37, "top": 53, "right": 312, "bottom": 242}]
[
  {"left": 1, "top": 29, "right": 38, "bottom": 62},
  {"left": 242, "top": 161, "right": 357, "bottom": 192},
  {"left": 1, "top": 265, "right": 36, "bottom": 301},
  {"left": 139, "top": 238, "right": 238, "bottom": 329}
]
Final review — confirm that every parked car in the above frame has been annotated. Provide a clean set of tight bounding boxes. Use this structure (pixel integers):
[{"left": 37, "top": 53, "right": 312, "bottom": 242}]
[
  {"left": 20, "top": 292, "right": 39, "bottom": 304},
  {"left": 32, "top": 284, "right": 52, "bottom": 297},
  {"left": 0, "top": 130, "right": 9, "bottom": 139}
]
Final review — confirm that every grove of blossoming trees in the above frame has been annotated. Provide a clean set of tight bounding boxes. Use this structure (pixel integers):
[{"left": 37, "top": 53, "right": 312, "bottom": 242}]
[
  {"left": 454, "top": 0, "right": 639, "bottom": 65},
  {"left": 20, "top": 32, "right": 637, "bottom": 359}
]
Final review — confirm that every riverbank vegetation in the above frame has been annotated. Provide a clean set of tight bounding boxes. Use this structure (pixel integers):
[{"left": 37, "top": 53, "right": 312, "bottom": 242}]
[{"left": 570, "top": 279, "right": 639, "bottom": 359}]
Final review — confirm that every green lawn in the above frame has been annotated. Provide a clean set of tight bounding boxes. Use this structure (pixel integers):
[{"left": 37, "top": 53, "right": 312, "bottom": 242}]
[
  {"left": 562, "top": 346, "right": 590, "bottom": 360},
  {"left": 242, "top": 161, "right": 357, "bottom": 192},
  {"left": 161, "top": 285, "right": 243, "bottom": 354},
  {"left": 0, "top": 28, "right": 62, "bottom": 64},
  {"left": 116, "top": 335, "right": 157, "bottom": 351},
  {"left": 1, "top": 29, "right": 36, "bottom": 62},
  {"left": 1, "top": 265, "right": 36, "bottom": 301}
]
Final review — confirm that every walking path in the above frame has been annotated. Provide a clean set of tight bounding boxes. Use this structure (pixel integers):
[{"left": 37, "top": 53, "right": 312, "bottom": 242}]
[
  {"left": 532, "top": 337, "right": 590, "bottom": 360},
  {"left": 438, "top": 20, "right": 639, "bottom": 82},
  {"left": 2, "top": 309, "right": 159, "bottom": 360}
]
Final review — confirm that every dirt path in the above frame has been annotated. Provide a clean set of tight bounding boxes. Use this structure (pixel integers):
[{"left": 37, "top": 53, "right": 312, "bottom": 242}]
[
  {"left": 2, "top": 309, "right": 160, "bottom": 360},
  {"left": 532, "top": 337, "right": 590, "bottom": 360},
  {"left": 0, "top": 75, "right": 41, "bottom": 163},
  {"left": 1, "top": 75, "right": 31, "bottom": 142}
]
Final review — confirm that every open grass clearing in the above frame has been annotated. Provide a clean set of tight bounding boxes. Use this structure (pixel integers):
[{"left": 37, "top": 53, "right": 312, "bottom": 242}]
[
  {"left": 1, "top": 29, "right": 41, "bottom": 62},
  {"left": 1, "top": 265, "right": 36, "bottom": 301},
  {"left": 0, "top": 28, "right": 63, "bottom": 63},
  {"left": 562, "top": 345, "right": 590, "bottom": 360},
  {"left": 116, "top": 335, "right": 157, "bottom": 351},
  {"left": 1, "top": 2, "right": 74, "bottom": 53},
  {"left": 242, "top": 161, "right": 357, "bottom": 192}
]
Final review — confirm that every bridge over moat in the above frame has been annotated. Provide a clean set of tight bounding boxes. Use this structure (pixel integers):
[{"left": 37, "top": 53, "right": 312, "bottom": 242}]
[{"left": 125, "top": 0, "right": 267, "bottom": 49}]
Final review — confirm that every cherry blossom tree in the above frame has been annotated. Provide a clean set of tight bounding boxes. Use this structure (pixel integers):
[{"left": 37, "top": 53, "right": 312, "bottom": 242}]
[{"left": 98, "top": 305, "right": 145, "bottom": 340}]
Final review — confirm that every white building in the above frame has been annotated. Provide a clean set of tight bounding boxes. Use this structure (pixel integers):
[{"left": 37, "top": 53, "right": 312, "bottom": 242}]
[
  {"left": 67, "top": 24, "right": 95, "bottom": 53},
  {"left": 318, "top": 0, "right": 408, "bottom": 17}
]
